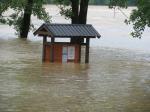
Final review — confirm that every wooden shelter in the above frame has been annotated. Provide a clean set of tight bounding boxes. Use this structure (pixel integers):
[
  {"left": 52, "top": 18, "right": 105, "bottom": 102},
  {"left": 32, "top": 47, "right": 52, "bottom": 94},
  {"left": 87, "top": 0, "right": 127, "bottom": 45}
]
[{"left": 34, "top": 23, "right": 101, "bottom": 63}]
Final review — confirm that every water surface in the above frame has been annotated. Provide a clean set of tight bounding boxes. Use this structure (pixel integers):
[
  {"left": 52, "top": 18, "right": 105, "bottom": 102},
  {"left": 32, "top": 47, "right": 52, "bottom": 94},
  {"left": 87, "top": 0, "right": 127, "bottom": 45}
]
[
  {"left": 0, "top": 38, "right": 150, "bottom": 112},
  {"left": 0, "top": 5, "right": 150, "bottom": 112}
]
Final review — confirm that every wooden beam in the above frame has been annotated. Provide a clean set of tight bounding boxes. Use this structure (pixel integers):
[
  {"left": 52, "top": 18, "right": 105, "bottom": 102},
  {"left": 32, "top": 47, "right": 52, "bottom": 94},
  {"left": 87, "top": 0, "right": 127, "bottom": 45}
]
[
  {"left": 50, "top": 37, "right": 55, "bottom": 62},
  {"left": 85, "top": 38, "right": 90, "bottom": 63},
  {"left": 37, "top": 31, "right": 50, "bottom": 35},
  {"left": 45, "top": 42, "right": 86, "bottom": 45},
  {"left": 42, "top": 36, "right": 47, "bottom": 62},
  {"left": 78, "top": 45, "right": 81, "bottom": 63}
]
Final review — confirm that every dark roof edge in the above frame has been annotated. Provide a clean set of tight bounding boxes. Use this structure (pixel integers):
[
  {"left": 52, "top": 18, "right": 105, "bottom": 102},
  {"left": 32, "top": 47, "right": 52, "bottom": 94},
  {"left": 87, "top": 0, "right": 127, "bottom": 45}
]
[
  {"left": 91, "top": 25, "right": 101, "bottom": 38},
  {"left": 43, "top": 24, "right": 54, "bottom": 37},
  {"left": 33, "top": 23, "right": 45, "bottom": 36},
  {"left": 33, "top": 23, "right": 55, "bottom": 37}
]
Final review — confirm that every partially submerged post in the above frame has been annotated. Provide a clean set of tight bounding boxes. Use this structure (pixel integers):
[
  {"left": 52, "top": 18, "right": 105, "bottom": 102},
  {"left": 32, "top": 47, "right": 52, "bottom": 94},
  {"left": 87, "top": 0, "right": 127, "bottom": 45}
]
[{"left": 34, "top": 23, "right": 101, "bottom": 63}]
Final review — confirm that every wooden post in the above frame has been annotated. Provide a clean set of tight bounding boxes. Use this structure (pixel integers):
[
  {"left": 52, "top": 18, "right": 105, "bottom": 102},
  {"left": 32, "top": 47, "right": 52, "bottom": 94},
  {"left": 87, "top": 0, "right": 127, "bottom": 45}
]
[
  {"left": 78, "top": 44, "right": 81, "bottom": 63},
  {"left": 42, "top": 36, "right": 47, "bottom": 62},
  {"left": 50, "top": 37, "right": 55, "bottom": 62},
  {"left": 85, "top": 38, "right": 90, "bottom": 63},
  {"left": 78, "top": 38, "right": 84, "bottom": 63}
]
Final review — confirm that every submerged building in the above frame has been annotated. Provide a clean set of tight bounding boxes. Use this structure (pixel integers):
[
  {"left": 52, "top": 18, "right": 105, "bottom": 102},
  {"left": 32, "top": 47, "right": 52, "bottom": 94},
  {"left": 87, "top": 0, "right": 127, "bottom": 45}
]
[{"left": 34, "top": 23, "right": 101, "bottom": 63}]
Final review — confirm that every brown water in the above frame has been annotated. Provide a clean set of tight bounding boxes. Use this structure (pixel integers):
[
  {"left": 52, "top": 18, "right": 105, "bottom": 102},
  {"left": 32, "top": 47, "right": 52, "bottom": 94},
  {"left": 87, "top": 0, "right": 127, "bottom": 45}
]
[
  {"left": 0, "top": 5, "right": 150, "bottom": 112},
  {"left": 0, "top": 38, "right": 150, "bottom": 112}
]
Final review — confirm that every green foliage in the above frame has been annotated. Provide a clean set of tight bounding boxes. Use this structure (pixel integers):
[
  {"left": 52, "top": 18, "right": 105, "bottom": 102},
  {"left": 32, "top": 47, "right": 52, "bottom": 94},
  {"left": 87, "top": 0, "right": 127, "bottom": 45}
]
[
  {"left": 1, "top": 0, "right": 149, "bottom": 38},
  {"left": 126, "top": 0, "right": 150, "bottom": 38},
  {"left": 54, "top": 0, "right": 72, "bottom": 19},
  {"left": 110, "top": 0, "right": 150, "bottom": 38},
  {"left": 47, "top": 0, "right": 136, "bottom": 5},
  {"left": 0, "top": 0, "right": 51, "bottom": 36},
  {"left": 54, "top": 0, "right": 70, "bottom": 5},
  {"left": 128, "top": 0, "right": 136, "bottom": 6},
  {"left": 59, "top": 6, "right": 72, "bottom": 19},
  {"left": 32, "top": 0, "right": 51, "bottom": 22},
  {"left": 109, "top": 0, "right": 128, "bottom": 8}
]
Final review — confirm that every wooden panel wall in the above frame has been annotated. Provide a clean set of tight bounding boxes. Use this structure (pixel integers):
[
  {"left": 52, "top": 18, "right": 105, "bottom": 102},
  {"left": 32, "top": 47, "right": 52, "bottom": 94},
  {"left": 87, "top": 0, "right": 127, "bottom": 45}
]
[
  {"left": 53, "top": 44, "right": 62, "bottom": 62},
  {"left": 45, "top": 45, "right": 51, "bottom": 62},
  {"left": 44, "top": 44, "right": 80, "bottom": 63}
]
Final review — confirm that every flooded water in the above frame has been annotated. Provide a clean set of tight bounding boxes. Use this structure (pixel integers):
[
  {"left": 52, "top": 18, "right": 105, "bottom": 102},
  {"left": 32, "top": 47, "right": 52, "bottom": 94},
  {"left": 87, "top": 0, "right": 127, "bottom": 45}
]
[{"left": 0, "top": 5, "right": 150, "bottom": 112}]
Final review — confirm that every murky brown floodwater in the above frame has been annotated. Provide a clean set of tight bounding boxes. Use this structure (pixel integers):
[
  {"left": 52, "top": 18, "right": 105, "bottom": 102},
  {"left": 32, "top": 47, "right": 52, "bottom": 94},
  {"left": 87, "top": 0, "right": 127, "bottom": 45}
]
[
  {"left": 0, "top": 5, "right": 150, "bottom": 112},
  {"left": 0, "top": 38, "right": 150, "bottom": 112}
]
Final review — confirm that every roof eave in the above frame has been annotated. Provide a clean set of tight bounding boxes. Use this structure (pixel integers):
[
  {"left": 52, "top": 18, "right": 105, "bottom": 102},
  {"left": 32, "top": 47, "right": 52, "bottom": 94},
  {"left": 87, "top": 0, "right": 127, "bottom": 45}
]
[
  {"left": 51, "top": 36, "right": 97, "bottom": 38},
  {"left": 33, "top": 23, "right": 55, "bottom": 37},
  {"left": 33, "top": 23, "right": 45, "bottom": 36}
]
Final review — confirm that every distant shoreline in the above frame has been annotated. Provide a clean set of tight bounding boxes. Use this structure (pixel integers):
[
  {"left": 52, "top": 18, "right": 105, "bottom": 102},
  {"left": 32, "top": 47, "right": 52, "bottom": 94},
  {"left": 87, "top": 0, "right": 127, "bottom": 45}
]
[{"left": 45, "top": 4, "right": 136, "bottom": 7}]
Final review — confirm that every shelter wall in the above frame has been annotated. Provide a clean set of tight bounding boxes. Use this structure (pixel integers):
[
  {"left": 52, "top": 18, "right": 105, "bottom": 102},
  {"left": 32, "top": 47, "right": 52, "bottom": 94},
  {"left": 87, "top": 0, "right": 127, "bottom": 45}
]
[{"left": 44, "top": 44, "right": 80, "bottom": 63}]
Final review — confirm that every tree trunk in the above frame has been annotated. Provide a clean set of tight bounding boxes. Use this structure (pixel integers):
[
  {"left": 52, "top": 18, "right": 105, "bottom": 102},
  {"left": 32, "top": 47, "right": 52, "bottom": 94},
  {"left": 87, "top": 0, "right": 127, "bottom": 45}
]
[
  {"left": 79, "top": 0, "right": 89, "bottom": 24},
  {"left": 71, "top": 0, "right": 79, "bottom": 24},
  {"left": 71, "top": 0, "right": 89, "bottom": 43},
  {"left": 71, "top": 0, "right": 79, "bottom": 43},
  {"left": 20, "top": 0, "right": 33, "bottom": 38},
  {"left": 71, "top": 0, "right": 89, "bottom": 24}
]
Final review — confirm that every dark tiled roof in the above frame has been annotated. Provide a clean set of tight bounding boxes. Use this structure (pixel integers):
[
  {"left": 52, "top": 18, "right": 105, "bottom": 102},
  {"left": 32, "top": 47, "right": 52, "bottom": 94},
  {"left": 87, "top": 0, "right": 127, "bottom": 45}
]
[{"left": 34, "top": 23, "right": 101, "bottom": 38}]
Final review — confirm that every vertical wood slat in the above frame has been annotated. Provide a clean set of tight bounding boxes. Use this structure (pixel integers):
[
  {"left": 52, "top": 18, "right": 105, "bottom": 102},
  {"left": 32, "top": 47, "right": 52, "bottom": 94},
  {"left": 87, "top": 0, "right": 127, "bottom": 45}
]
[
  {"left": 85, "top": 38, "right": 90, "bottom": 63},
  {"left": 42, "top": 36, "right": 47, "bottom": 62}
]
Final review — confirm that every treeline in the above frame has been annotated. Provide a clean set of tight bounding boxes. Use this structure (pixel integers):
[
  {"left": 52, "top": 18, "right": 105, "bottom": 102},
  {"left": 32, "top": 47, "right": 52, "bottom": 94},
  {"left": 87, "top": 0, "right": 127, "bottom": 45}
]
[
  {"left": 89, "top": 0, "right": 136, "bottom": 5},
  {"left": 46, "top": 0, "right": 136, "bottom": 6}
]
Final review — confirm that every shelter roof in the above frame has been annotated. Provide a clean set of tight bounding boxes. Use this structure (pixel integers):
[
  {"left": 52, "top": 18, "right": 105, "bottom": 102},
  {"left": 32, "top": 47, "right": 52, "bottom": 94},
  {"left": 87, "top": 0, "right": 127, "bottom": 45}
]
[{"left": 34, "top": 23, "right": 101, "bottom": 38}]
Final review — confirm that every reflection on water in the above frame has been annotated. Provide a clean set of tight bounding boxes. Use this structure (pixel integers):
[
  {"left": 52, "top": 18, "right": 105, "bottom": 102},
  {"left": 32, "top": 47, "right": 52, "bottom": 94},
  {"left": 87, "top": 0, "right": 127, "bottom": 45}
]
[{"left": 0, "top": 38, "right": 150, "bottom": 112}]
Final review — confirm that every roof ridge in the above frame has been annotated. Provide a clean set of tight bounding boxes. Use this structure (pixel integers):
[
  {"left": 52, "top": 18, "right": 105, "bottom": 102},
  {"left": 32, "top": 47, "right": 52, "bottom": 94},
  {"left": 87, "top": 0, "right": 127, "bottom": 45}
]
[
  {"left": 45, "top": 23, "right": 92, "bottom": 26},
  {"left": 34, "top": 23, "right": 101, "bottom": 38}
]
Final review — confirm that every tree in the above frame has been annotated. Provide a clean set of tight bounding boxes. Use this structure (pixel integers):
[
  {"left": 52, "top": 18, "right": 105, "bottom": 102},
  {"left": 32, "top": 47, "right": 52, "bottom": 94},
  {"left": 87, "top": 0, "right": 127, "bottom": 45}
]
[
  {"left": 56, "top": 0, "right": 150, "bottom": 38},
  {"left": 20, "top": 0, "right": 33, "bottom": 38},
  {"left": 126, "top": 0, "right": 150, "bottom": 38},
  {"left": 55, "top": 0, "right": 89, "bottom": 24},
  {"left": 55, "top": 0, "right": 89, "bottom": 43},
  {"left": 0, "top": 0, "right": 50, "bottom": 38},
  {"left": 41, "top": 0, "right": 136, "bottom": 5},
  {"left": 110, "top": 0, "right": 150, "bottom": 38},
  {"left": 109, "top": 0, "right": 127, "bottom": 9}
]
